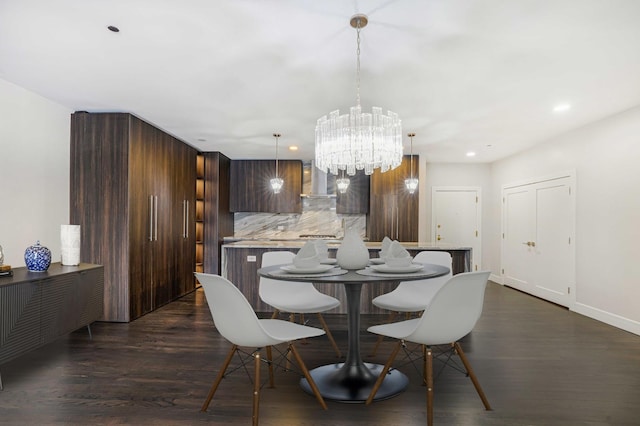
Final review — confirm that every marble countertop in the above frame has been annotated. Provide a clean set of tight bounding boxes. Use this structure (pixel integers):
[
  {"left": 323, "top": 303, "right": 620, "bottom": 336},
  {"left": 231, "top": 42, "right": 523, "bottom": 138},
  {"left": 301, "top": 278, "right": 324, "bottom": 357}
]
[{"left": 222, "top": 240, "right": 471, "bottom": 250}]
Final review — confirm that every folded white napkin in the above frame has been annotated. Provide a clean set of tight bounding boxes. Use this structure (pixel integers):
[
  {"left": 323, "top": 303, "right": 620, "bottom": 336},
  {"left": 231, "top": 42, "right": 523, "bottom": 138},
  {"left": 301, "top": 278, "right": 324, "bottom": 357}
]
[
  {"left": 384, "top": 241, "right": 412, "bottom": 267},
  {"left": 294, "top": 241, "right": 321, "bottom": 268},
  {"left": 313, "top": 240, "right": 330, "bottom": 261},
  {"left": 379, "top": 236, "right": 393, "bottom": 258}
]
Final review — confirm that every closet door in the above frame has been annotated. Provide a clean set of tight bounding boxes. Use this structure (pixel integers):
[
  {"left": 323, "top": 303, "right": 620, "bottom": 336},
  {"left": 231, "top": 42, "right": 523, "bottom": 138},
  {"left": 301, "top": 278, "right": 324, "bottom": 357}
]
[
  {"left": 502, "top": 174, "right": 575, "bottom": 307},
  {"left": 128, "top": 117, "right": 158, "bottom": 318}
]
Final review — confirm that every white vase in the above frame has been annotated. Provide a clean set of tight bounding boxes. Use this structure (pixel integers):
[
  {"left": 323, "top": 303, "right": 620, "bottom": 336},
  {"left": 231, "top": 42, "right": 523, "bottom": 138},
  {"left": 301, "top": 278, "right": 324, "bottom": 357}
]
[
  {"left": 61, "top": 225, "right": 81, "bottom": 266},
  {"left": 337, "top": 229, "right": 369, "bottom": 270}
]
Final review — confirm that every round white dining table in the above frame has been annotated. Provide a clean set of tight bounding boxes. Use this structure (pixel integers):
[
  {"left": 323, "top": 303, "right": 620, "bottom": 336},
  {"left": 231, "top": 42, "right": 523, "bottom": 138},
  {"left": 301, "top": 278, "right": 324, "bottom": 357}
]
[{"left": 257, "top": 262, "right": 450, "bottom": 403}]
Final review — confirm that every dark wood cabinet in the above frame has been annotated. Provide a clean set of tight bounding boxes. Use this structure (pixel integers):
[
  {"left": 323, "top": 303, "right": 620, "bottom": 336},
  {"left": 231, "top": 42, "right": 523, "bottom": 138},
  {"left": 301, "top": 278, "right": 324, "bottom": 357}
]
[
  {"left": 70, "top": 112, "right": 197, "bottom": 322},
  {"left": 367, "top": 155, "right": 419, "bottom": 242},
  {"left": 229, "top": 160, "right": 302, "bottom": 213},
  {"left": 202, "top": 152, "right": 234, "bottom": 275},
  {"left": 0, "top": 263, "right": 104, "bottom": 387},
  {"left": 336, "top": 170, "right": 370, "bottom": 214}
]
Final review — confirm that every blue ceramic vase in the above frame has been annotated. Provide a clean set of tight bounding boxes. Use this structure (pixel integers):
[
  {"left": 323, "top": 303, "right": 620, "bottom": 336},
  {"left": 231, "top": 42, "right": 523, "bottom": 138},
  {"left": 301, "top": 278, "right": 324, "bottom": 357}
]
[{"left": 25, "top": 241, "right": 51, "bottom": 272}]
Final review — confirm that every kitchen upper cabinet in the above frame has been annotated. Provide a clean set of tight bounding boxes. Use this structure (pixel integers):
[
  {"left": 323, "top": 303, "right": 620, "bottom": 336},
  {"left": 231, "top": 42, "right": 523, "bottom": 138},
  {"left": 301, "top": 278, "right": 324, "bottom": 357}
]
[
  {"left": 70, "top": 112, "right": 197, "bottom": 322},
  {"left": 229, "top": 160, "right": 302, "bottom": 213},
  {"left": 367, "top": 155, "right": 419, "bottom": 242},
  {"left": 336, "top": 170, "right": 370, "bottom": 214}
]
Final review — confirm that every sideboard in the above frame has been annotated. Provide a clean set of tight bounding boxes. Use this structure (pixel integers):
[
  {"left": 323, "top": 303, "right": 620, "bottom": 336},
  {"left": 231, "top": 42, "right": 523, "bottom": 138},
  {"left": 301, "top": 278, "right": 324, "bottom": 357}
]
[{"left": 0, "top": 263, "right": 104, "bottom": 390}]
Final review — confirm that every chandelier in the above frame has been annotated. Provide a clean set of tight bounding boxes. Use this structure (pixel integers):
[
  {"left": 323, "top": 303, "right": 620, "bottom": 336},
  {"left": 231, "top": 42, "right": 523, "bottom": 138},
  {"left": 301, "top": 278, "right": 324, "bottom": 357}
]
[
  {"left": 270, "top": 133, "right": 284, "bottom": 193},
  {"left": 404, "top": 132, "right": 419, "bottom": 194},
  {"left": 315, "top": 14, "right": 403, "bottom": 176}
]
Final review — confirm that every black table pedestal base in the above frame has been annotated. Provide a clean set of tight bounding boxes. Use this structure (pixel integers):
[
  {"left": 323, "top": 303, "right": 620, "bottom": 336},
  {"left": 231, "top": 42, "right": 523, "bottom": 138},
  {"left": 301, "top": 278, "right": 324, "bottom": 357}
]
[{"left": 300, "top": 362, "right": 409, "bottom": 403}]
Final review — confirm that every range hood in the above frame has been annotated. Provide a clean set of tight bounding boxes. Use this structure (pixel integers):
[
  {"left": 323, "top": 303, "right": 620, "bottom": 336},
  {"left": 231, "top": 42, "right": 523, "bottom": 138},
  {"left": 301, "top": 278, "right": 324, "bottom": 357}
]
[{"left": 301, "top": 160, "right": 337, "bottom": 198}]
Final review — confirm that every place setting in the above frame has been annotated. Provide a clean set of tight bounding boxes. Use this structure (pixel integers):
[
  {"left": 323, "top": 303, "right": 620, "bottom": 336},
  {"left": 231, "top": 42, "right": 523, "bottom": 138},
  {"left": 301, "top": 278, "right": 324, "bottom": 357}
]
[
  {"left": 358, "top": 239, "right": 428, "bottom": 278},
  {"left": 270, "top": 240, "right": 348, "bottom": 278}
]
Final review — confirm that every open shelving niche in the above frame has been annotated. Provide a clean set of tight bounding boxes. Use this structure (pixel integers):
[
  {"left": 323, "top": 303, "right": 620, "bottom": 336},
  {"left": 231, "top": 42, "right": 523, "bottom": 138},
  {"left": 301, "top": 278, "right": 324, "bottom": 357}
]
[{"left": 195, "top": 154, "right": 205, "bottom": 286}]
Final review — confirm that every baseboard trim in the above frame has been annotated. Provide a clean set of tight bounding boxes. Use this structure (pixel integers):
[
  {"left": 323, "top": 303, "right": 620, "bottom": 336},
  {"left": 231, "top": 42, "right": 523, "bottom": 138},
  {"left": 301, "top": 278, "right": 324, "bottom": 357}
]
[
  {"left": 572, "top": 302, "right": 640, "bottom": 336},
  {"left": 489, "top": 273, "right": 503, "bottom": 284}
]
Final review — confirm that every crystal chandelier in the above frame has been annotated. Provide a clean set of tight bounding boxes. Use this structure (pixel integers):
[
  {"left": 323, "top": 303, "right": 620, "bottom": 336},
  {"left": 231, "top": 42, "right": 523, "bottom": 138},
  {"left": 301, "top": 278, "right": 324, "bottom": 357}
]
[
  {"left": 404, "top": 132, "right": 419, "bottom": 194},
  {"left": 315, "top": 14, "right": 403, "bottom": 176},
  {"left": 270, "top": 133, "right": 284, "bottom": 193}
]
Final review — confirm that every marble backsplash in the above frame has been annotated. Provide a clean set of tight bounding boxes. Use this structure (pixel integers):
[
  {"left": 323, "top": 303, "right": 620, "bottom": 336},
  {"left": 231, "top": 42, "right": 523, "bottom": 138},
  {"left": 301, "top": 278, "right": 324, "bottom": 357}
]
[{"left": 233, "top": 197, "right": 366, "bottom": 240}]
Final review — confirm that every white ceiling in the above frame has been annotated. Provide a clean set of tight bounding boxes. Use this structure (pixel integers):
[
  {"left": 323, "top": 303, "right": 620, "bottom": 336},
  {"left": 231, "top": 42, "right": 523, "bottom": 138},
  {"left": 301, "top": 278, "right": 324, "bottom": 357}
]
[{"left": 2, "top": 0, "right": 640, "bottom": 164}]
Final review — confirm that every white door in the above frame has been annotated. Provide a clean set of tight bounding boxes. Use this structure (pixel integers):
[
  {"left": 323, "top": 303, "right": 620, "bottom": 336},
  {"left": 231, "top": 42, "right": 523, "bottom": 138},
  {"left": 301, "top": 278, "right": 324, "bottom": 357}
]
[
  {"left": 432, "top": 187, "right": 481, "bottom": 271},
  {"left": 502, "top": 187, "right": 535, "bottom": 291},
  {"left": 502, "top": 174, "right": 575, "bottom": 307}
]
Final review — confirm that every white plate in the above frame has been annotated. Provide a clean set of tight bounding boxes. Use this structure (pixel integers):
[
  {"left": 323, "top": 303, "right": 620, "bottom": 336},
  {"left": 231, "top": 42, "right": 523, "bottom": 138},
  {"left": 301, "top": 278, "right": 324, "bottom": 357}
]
[
  {"left": 320, "top": 258, "right": 337, "bottom": 265},
  {"left": 369, "top": 258, "right": 385, "bottom": 264},
  {"left": 369, "top": 263, "right": 424, "bottom": 273},
  {"left": 280, "top": 264, "right": 335, "bottom": 274}
]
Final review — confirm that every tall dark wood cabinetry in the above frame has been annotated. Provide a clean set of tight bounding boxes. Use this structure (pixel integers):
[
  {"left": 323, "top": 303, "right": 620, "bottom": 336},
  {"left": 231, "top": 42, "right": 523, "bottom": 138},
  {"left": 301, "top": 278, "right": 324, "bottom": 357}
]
[
  {"left": 229, "top": 160, "right": 302, "bottom": 213},
  {"left": 70, "top": 112, "right": 197, "bottom": 322},
  {"left": 203, "top": 152, "right": 234, "bottom": 275},
  {"left": 367, "top": 155, "right": 419, "bottom": 242},
  {"left": 336, "top": 170, "right": 370, "bottom": 214}
]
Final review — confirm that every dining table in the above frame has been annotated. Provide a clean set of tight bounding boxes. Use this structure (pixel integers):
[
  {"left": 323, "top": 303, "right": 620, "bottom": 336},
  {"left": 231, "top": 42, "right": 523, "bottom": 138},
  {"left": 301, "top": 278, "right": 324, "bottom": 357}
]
[{"left": 257, "top": 261, "right": 450, "bottom": 403}]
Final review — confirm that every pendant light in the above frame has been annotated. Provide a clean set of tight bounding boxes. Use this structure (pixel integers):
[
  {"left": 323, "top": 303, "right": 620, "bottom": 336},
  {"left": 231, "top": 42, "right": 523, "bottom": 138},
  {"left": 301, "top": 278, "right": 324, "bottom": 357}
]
[
  {"left": 336, "top": 169, "right": 350, "bottom": 194},
  {"left": 270, "top": 133, "right": 284, "bottom": 194},
  {"left": 404, "top": 133, "right": 419, "bottom": 194}
]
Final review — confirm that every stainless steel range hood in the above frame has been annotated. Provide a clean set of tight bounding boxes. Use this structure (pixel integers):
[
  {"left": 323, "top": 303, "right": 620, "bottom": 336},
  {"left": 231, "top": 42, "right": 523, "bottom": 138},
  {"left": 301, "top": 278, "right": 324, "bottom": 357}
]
[{"left": 301, "top": 160, "right": 336, "bottom": 198}]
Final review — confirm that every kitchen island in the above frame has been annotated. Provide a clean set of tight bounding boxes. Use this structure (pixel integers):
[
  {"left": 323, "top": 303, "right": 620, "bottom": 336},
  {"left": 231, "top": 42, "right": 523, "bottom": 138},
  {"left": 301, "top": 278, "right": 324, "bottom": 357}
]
[{"left": 220, "top": 240, "right": 471, "bottom": 313}]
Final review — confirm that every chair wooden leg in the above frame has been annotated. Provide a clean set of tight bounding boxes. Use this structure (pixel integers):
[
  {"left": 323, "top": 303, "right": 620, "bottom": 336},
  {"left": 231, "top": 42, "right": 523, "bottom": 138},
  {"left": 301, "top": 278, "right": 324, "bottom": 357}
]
[
  {"left": 365, "top": 340, "right": 403, "bottom": 405},
  {"left": 270, "top": 309, "right": 280, "bottom": 319},
  {"left": 252, "top": 352, "right": 261, "bottom": 426},
  {"left": 369, "top": 312, "right": 398, "bottom": 357},
  {"left": 370, "top": 334, "right": 385, "bottom": 357},
  {"left": 454, "top": 342, "right": 492, "bottom": 410},
  {"left": 422, "top": 344, "right": 427, "bottom": 386},
  {"left": 317, "top": 313, "right": 342, "bottom": 358},
  {"left": 289, "top": 343, "right": 328, "bottom": 410},
  {"left": 266, "top": 346, "right": 275, "bottom": 388},
  {"left": 201, "top": 344, "right": 237, "bottom": 412},
  {"left": 426, "top": 346, "right": 434, "bottom": 426}
]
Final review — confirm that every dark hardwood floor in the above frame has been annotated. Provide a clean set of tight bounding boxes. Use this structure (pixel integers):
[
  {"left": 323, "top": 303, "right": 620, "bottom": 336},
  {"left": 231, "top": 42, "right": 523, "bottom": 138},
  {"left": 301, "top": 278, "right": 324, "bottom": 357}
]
[{"left": 1, "top": 282, "right": 639, "bottom": 425}]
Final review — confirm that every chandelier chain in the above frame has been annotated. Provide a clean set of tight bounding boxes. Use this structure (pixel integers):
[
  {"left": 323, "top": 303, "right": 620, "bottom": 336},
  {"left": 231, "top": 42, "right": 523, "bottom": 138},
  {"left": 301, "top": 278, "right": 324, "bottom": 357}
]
[{"left": 356, "top": 22, "right": 361, "bottom": 107}]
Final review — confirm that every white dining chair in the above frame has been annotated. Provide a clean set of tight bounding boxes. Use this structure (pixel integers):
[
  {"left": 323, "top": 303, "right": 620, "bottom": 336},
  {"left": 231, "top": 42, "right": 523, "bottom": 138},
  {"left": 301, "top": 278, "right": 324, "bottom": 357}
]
[
  {"left": 259, "top": 251, "right": 342, "bottom": 357},
  {"left": 365, "top": 271, "right": 492, "bottom": 426},
  {"left": 370, "top": 251, "right": 453, "bottom": 355},
  {"left": 195, "top": 273, "right": 327, "bottom": 425}
]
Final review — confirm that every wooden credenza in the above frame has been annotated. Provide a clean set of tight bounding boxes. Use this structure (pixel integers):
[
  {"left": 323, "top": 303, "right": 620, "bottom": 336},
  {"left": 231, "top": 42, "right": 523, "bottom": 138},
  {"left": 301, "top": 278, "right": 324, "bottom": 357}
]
[{"left": 0, "top": 263, "right": 104, "bottom": 389}]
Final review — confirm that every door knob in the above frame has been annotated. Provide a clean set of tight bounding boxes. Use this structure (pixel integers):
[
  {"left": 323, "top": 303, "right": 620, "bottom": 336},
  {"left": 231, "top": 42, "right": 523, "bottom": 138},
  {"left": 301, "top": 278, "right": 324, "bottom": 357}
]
[{"left": 522, "top": 241, "right": 536, "bottom": 247}]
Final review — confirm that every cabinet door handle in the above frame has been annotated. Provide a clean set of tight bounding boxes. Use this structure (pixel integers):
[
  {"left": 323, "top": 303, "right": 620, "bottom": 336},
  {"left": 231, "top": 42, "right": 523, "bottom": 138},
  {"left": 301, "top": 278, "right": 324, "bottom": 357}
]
[
  {"left": 149, "top": 195, "right": 154, "bottom": 242},
  {"left": 186, "top": 200, "right": 189, "bottom": 239},
  {"left": 154, "top": 195, "right": 158, "bottom": 241}
]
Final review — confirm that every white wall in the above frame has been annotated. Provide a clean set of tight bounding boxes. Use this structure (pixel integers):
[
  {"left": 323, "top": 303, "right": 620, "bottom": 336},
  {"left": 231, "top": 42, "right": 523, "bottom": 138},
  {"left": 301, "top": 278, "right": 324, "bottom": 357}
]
[
  {"left": 488, "top": 106, "right": 640, "bottom": 334},
  {"left": 0, "top": 79, "right": 72, "bottom": 267}
]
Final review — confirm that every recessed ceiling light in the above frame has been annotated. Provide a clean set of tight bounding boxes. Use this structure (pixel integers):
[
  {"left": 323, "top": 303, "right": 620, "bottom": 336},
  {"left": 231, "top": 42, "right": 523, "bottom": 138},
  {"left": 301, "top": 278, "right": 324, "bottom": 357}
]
[
  {"left": 107, "top": 25, "right": 120, "bottom": 33},
  {"left": 553, "top": 103, "right": 571, "bottom": 113},
  {"left": 466, "top": 151, "right": 476, "bottom": 157},
  {"left": 288, "top": 145, "right": 298, "bottom": 151}
]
